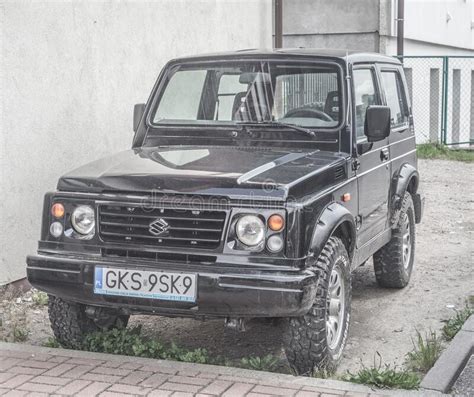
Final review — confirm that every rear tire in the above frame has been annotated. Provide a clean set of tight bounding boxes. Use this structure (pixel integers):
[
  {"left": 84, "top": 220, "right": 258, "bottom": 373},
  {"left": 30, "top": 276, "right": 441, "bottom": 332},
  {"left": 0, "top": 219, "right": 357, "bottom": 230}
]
[
  {"left": 283, "top": 237, "right": 351, "bottom": 375},
  {"left": 48, "top": 296, "right": 129, "bottom": 349},
  {"left": 373, "top": 192, "right": 415, "bottom": 288}
]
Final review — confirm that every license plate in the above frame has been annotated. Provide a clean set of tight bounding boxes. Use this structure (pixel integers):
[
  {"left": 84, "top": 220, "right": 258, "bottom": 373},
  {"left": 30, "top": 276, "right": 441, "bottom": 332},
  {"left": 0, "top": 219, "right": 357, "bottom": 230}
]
[{"left": 94, "top": 267, "right": 197, "bottom": 302}]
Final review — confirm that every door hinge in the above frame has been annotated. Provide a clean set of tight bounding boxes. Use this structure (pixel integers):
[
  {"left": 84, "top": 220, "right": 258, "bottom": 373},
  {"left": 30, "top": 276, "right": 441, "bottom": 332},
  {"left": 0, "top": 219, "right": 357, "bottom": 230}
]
[{"left": 352, "top": 159, "right": 360, "bottom": 171}]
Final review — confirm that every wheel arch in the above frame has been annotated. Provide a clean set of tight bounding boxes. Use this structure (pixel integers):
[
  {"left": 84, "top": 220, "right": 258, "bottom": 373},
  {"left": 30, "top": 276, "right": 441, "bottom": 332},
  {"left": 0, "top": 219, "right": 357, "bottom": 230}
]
[
  {"left": 391, "top": 163, "right": 421, "bottom": 223},
  {"left": 309, "top": 202, "right": 356, "bottom": 263}
]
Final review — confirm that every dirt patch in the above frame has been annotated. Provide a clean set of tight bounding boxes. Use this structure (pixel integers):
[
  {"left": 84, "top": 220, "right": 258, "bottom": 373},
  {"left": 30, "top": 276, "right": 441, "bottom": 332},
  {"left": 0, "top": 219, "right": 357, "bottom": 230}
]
[{"left": 1, "top": 159, "right": 473, "bottom": 374}]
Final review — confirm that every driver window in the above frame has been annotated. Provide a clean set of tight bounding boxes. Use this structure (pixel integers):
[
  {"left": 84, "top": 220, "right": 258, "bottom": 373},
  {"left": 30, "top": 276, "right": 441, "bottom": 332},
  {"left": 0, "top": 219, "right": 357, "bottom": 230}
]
[
  {"left": 273, "top": 69, "right": 340, "bottom": 127},
  {"left": 353, "top": 69, "right": 377, "bottom": 139}
]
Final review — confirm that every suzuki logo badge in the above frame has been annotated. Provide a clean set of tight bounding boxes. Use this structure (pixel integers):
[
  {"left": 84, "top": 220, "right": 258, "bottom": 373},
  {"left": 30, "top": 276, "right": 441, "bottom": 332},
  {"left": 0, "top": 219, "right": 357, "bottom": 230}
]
[{"left": 149, "top": 218, "right": 170, "bottom": 237}]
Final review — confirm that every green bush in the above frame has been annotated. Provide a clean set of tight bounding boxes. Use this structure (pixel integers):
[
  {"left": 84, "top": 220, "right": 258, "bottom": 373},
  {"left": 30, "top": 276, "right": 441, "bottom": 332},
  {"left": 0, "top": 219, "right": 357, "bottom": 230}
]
[{"left": 82, "top": 327, "right": 212, "bottom": 364}]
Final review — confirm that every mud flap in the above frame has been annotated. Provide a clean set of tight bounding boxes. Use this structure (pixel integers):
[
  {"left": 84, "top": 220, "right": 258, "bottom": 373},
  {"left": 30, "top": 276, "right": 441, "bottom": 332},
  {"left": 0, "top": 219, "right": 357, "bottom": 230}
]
[{"left": 412, "top": 193, "right": 424, "bottom": 224}]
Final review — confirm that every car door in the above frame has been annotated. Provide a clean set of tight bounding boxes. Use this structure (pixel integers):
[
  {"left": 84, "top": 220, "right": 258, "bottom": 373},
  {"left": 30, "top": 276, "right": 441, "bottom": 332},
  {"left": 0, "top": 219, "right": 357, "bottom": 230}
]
[
  {"left": 379, "top": 66, "right": 416, "bottom": 176},
  {"left": 353, "top": 65, "right": 391, "bottom": 248}
]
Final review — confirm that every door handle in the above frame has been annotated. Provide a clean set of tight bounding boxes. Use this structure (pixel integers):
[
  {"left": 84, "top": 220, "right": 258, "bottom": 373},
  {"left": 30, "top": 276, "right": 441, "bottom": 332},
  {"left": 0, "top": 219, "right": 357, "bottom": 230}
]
[{"left": 380, "top": 148, "right": 389, "bottom": 161}]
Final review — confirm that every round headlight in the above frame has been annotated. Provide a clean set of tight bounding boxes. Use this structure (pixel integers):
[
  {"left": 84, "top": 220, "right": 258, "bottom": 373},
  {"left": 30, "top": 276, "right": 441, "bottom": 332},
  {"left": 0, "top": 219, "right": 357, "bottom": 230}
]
[
  {"left": 71, "top": 205, "right": 95, "bottom": 235},
  {"left": 236, "top": 215, "right": 265, "bottom": 247}
]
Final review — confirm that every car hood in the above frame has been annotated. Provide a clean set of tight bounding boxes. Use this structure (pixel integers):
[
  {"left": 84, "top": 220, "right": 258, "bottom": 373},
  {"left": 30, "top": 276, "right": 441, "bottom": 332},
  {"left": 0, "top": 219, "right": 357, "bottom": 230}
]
[{"left": 58, "top": 146, "right": 347, "bottom": 200}]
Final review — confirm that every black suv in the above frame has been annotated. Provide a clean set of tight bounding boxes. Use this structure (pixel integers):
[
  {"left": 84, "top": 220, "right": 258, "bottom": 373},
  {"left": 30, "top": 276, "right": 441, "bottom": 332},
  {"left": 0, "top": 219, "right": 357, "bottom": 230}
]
[{"left": 27, "top": 49, "right": 424, "bottom": 374}]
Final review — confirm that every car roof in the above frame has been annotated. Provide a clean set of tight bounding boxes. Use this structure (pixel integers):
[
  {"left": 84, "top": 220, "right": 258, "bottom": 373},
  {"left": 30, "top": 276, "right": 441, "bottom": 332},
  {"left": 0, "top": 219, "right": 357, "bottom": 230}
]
[{"left": 170, "top": 48, "right": 401, "bottom": 65}]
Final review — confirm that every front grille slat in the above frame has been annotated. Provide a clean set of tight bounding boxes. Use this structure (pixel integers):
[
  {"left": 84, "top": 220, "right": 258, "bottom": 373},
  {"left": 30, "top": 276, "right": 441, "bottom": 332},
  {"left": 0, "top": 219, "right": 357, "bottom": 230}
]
[
  {"left": 100, "top": 211, "right": 225, "bottom": 223},
  {"left": 101, "top": 221, "right": 221, "bottom": 233},
  {"left": 99, "top": 204, "right": 226, "bottom": 250}
]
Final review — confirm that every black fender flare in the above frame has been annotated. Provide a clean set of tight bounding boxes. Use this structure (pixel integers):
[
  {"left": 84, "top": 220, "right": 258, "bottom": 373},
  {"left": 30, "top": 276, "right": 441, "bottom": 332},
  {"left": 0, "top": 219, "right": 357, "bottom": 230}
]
[
  {"left": 308, "top": 202, "right": 356, "bottom": 262},
  {"left": 390, "top": 163, "right": 419, "bottom": 224}
]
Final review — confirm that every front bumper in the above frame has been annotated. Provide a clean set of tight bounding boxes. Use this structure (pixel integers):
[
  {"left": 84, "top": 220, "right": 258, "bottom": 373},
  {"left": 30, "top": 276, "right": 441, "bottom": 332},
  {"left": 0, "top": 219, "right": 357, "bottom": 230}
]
[{"left": 26, "top": 253, "right": 317, "bottom": 318}]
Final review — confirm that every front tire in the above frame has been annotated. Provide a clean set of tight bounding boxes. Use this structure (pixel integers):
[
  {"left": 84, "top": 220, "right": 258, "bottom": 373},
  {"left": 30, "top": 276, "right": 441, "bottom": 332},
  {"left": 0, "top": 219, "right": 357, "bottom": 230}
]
[
  {"left": 283, "top": 237, "right": 352, "bottom": 375},
  {"left": 48, "top": 296, "right": 129, "bottom": 348},
  {"left": 373, "top": 192, "right": 415, "bottom": 288}
]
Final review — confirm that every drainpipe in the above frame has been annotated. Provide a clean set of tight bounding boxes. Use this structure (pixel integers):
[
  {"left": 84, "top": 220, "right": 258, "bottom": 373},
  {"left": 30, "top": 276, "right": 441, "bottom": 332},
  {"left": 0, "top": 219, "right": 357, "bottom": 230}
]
[
  {"left": 274, "top": 0, "right": 283, "bottom": 49},
  {"left": 397, "top": 0, "right": 404, "bottom": 57}
]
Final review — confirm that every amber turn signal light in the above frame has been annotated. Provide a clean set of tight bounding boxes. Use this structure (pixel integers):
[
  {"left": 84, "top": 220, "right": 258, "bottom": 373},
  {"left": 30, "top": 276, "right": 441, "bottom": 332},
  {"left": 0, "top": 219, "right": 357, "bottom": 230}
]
[
  {"left": 51, "top": 203, "right": 65, "bottom": 218},
  {"left": 268, "top": 214, "right": 284, "bottom": 231}
]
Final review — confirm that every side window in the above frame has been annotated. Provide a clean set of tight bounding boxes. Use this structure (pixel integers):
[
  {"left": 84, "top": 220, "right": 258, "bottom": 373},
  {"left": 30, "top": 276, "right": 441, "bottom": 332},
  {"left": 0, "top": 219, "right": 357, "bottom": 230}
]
[
  {"left": 154, "top": 70, "right": 207, "bottom": 122},
  {"left": 381, "top": 71, "right": 408, "bottom": 128},
  {"left": 353, "top": 68, "right": 377, "bottom": 139}
]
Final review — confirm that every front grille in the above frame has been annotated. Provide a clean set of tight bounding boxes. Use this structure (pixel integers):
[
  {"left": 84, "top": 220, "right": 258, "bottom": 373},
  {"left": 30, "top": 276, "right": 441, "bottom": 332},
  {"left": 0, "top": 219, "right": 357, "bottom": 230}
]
[{"left": 98, "top": 204, "right": 227, "bottom": 249}]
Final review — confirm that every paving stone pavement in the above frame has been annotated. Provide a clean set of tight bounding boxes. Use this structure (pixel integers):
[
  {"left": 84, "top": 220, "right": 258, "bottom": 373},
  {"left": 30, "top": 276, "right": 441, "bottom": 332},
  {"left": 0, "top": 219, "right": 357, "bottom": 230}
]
[{"left": 0, "top": 342, "right": 440, "bottom": 397}]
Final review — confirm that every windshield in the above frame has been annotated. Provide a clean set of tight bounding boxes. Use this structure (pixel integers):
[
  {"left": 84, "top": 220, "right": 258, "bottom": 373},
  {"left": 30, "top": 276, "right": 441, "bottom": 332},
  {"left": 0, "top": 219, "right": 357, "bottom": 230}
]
[{"left": 151, "top": 61, "right": 342, "bottom": 129}]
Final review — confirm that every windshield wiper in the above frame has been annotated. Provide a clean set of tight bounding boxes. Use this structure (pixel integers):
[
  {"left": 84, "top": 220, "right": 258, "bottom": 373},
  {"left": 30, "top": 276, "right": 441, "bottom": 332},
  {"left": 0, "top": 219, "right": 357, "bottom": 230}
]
[{"left": 237, "top": 121, "right": 316, "bottom": 138}]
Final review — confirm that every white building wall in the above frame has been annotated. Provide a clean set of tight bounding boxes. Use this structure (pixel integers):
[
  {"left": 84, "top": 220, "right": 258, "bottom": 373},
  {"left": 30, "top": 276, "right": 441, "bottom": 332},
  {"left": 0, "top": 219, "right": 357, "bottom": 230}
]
[
  {"left": 383, "top": 0, "right": 474, "bottom": 55},
  {"left": 0, "top": 0, "right": 272, "bottom": 285}
]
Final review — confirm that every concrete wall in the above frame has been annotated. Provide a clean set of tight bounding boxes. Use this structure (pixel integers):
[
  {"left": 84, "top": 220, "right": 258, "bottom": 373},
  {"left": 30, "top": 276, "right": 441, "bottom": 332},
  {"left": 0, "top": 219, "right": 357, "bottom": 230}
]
[
  {"left": 0, "top": 0, "right": 272, "bottom": 285},
  {"left": 281, "top": 0, "right": 474, "bottom": 55},
  {"left": 282, "top": 0, "right": 383, "bottom": 51}
]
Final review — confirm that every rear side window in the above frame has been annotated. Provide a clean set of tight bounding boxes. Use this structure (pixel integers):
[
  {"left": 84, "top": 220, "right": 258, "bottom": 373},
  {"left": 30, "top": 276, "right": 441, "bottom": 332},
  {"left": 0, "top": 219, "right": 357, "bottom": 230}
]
[
  {"left": 353, "top": 69, "right": 377, "bottom": 138},
  {"left": 381, "top": 71, "right": 408, "bottom": 127}
]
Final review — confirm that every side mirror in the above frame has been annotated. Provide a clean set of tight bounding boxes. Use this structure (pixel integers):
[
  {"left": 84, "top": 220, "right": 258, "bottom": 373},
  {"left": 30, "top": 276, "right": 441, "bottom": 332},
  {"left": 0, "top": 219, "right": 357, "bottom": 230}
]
[
  {"left": 133, "top": 103, "right": 146, "bottom": 132},
  {"left": 364, "top": 105, "right": 391, "bottom": 142}
]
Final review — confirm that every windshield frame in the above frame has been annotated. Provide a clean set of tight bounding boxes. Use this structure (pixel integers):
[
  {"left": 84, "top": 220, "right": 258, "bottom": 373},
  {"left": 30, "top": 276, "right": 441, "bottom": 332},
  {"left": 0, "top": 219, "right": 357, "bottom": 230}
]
[{"left": 145, "top": 57, "right": 347, "bottom": 135}]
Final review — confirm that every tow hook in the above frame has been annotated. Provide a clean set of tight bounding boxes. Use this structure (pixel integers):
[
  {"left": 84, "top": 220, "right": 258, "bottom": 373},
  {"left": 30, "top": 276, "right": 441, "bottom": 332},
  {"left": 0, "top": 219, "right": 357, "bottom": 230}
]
[
  {"left": 224, "top": 317, "right": 247, "bottom": 332},
  {"left": 85, "top": 305, "right": 101, "bottom": 320}
]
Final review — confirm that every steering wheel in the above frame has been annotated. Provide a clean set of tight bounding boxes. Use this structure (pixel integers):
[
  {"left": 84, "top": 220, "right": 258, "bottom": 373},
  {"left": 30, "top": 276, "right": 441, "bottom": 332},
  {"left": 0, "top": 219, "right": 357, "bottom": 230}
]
[{"left": 284, "top": 108, "right": 334, "bottom": 122}]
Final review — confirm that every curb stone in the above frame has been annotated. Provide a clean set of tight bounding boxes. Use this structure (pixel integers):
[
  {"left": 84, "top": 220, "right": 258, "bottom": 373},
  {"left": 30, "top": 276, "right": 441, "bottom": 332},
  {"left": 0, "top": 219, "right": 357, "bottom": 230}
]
[{"left": 420, "top": 315, "right": 474, "bottom": 393}]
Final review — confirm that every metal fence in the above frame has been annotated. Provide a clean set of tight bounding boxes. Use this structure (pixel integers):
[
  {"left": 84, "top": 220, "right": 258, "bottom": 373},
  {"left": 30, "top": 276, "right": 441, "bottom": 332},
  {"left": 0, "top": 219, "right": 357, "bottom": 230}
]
[{"left": 398, "top": 56, "right": 474, "bottom": 147}]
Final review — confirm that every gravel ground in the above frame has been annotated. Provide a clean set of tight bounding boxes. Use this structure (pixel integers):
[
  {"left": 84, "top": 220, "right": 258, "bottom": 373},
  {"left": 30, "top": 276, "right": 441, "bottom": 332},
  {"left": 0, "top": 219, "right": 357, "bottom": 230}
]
[
  {"left": 1, "top": 159, "right": 473, "bottom": 375},
  {"left": 452, "top": 355, "right": 474, "bottom": 396}
]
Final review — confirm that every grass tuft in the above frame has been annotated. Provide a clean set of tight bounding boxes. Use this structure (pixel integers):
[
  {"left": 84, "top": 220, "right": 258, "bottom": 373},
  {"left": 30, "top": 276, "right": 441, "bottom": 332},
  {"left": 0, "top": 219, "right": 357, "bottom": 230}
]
[
  {"left": 344, "top": 353, "right": 420, "bottom": 390},
  {"left": 239, "top": 355, "right": 279, "bottom": 371},
  {"left": 417, "top": 143, "right": 474, "bottom": 162},
  {"left": 311, "top": 366, "right": 336, "bottom": 379},
  {"left": 31, "top": 291, "right": 49, "bottom": 307},
  {"left": 442, "top": 305, "right": 473, "bottom": 341},
  {"left": 406, "top": 330, "right": 443, "bottom": 373},
  {"left": 12, "top": 325, "right": 29, "bottom": 342},
  {"left": 42, "top": 337, "right": 61, "bottom": 348}
]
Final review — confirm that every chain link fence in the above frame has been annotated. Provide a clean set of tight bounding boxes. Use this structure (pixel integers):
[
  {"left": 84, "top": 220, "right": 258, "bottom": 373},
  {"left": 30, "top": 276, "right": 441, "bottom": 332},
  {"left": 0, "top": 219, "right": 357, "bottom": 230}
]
[{"left": 399, "top": 56, "right": 474, "bottom": 147}]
